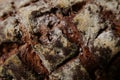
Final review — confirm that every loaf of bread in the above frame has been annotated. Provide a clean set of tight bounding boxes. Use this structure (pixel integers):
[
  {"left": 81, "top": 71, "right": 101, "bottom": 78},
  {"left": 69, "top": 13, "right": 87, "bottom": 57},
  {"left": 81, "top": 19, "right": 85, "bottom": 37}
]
[{"left": 0, "top": 0, "right": 120, "bottom": 80}]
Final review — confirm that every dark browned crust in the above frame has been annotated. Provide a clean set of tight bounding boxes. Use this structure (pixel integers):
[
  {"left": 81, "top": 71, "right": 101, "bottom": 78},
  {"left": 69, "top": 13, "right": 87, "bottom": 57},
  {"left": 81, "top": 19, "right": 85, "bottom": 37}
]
[{"left": 0, "top": 0, "right": 120, "bottom": 80}]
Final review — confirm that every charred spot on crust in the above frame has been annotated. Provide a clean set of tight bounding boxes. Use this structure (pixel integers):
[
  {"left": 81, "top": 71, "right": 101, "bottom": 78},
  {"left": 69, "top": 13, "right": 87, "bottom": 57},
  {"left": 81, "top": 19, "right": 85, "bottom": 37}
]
[
  {"left": 73, "top": 65, "right": 90, "bottom": 80},
  {"left": 20, "top": 0, "right": 39, "bottom": 8},
  {"left": 61, "top": 1, "right": 86, "bottom": 16},
  {"left": 0, "top": 42, "right": 19, "bottom": 65},
  {"left": 93, "top": 47, "right": 112, "bottom": 67}
]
